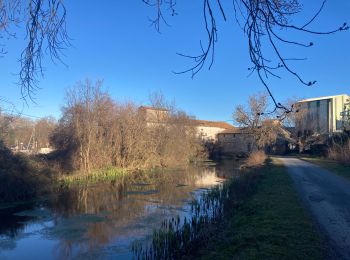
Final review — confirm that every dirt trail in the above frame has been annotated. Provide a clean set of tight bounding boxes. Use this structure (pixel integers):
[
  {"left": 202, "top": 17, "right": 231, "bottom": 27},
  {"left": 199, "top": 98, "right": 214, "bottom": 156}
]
[{"left": 279, "top": 157, "right": 350, "bottom": 259}]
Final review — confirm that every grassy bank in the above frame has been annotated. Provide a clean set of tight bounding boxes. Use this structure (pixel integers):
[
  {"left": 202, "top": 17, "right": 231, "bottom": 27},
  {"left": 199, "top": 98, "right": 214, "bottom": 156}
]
[
  {"left": 135, "top": 159, "right": 324, "bottom": 259},
  {"left": 199, "top": 158, "right": 323, "bottom": 259},
  {"left": 300, "top": 157, "right": 350, "bottom": 181}
]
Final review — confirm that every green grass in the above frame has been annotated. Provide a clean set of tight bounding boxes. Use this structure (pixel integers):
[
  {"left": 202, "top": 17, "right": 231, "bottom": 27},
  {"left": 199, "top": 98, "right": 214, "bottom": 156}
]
[
  {"left": 198, "top": 159, "right": 324, "bottom": 260},
  {"left": 300, "top": 157, "right": 350, "bottom": 181},
  {"left": 58, "top": 166, "right": 127, "bottom": 186}
]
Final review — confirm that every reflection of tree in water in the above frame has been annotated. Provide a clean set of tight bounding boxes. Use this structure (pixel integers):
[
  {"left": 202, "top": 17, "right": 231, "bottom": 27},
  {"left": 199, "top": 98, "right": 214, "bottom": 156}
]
[
  {"left": 215, "top": 159, "right": 243, "bottom": 179},
  {"left": 48, "top": 165, "right": 230, "bottom": 258},
  {"left": 0, "top": 203, "right": 40, "bottom": 254},
  {"left": 0, "top": 204, "right": 35, "bottom": 238}
]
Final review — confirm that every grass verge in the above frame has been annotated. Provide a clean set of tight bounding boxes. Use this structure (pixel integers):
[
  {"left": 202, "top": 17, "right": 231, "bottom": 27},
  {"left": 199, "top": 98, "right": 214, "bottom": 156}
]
[
  {"left": 300, "top": 157, "right": 350, "bottom": 181},
  {"left": 198, "top": 158, "right": 323, "bottom": 259}
]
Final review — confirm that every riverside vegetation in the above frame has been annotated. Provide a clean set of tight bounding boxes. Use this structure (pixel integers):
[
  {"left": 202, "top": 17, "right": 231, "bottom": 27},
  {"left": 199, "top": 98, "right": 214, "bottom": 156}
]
[
  {"left": 132, "top": 158, "right": 324, "bottom": 259},
  {"left": 0, "top": 80, "right": 206, "bottom": 203}
]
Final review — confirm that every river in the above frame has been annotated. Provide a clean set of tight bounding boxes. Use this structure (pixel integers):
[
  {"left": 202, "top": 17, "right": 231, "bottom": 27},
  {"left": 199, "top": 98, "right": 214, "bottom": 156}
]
[{"left": 0, "top": 159, "right": 240, "bottom": 259}]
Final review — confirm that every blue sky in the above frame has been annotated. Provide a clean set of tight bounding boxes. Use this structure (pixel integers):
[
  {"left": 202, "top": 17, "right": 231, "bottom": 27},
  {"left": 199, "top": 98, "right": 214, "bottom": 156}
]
[{"left": 0, "top": 1, "right": 349, "bottom": 123}]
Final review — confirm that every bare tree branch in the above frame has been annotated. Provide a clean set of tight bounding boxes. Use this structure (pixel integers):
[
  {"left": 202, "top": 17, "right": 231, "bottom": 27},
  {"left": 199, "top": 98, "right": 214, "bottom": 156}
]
[
  {"left": 143, "top": 0, "right": 349, "bottom": 114},
  {"left": 0, "top": 0, "right": 70, "bottom": 102}
]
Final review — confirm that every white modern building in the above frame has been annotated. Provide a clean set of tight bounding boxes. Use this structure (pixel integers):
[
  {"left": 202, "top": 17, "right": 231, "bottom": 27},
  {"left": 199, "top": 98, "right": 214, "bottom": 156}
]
[{"left": 297, "top": 94, "right": 350, "bottom": 136}]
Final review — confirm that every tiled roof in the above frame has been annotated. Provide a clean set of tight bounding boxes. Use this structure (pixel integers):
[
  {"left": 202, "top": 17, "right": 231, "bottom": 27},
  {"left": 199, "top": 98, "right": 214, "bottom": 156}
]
[
  {"left": 193, "top": 120, "right": 236, "bottom": 130},
  {"left": 218, "top": 128, "right": 250, "bottom": 134},
  {"left": 139, "top": 106, "right": 169, "bottom": 111}
]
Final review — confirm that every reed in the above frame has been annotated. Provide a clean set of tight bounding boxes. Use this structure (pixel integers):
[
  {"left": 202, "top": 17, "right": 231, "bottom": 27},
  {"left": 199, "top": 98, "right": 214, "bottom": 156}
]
[{"left": 132, "top": 169, "right": 260, "bottom": 259}]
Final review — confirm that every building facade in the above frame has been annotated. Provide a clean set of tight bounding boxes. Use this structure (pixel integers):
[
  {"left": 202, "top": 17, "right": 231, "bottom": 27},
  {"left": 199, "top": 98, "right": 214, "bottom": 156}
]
[
  {"left": 139, "top": 106, "right": 235, "bottom": 141},
  {"left": 216, "top": 129, "right": 255, "bottom": 155},
  {"left": 194, "top": 120, "right": 235, "bottom": 142},
  {"left": 297, "top": 94, "right": 350, "bottom": 136}
]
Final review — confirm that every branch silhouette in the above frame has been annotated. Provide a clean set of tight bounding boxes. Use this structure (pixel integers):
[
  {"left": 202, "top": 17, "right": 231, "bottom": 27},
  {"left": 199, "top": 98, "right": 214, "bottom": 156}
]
[{"left": 143, "top": 0, "right": 349, "bottom": 115}]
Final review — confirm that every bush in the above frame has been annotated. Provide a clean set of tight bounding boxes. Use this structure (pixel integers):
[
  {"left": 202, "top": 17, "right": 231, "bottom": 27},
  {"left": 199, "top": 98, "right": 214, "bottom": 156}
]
[
  {"left": 244, "top": 150, "right": 267, "bottom": 167},
  {"left": 328, "top": 139, "right": 350, "bottom": 164},
  {"left": 0, "top": 140, "right": 51, "bottom": 203},
  {"left": 50, "top": 81, "right": 206, "bottom": 173}
]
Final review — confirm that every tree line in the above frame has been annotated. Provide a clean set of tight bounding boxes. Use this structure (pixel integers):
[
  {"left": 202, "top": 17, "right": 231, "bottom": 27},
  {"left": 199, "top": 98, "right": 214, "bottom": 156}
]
[
  {"left": 0, "top": 112, "right": 56, "bottom": 151},
  {"left": 50, "top": 79, "right": 206, "bottom": 173}
]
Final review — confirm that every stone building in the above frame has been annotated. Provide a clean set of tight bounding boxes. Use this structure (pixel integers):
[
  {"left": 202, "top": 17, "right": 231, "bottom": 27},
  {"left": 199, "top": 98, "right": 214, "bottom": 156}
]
[
  {"left": 193, "top": 120, "right": 236, "bottom": 142},
  {"left": 139, "top": 106, "right": 235, "bottom": 141},
  {"left": 138, "top": 106, "right": 169, "bottom": 126},
  {"left": 216, "top": 128, "right": 255, "bottom": 155}
]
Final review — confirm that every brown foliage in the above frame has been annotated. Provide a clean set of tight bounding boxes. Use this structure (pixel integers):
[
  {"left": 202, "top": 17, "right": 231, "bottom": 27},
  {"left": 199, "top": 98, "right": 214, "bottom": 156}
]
[
  {"left": 50, "top": 80, "right": 205, "bottom": 173},
  {"left": 328, "top": 139, "right": 350, "bottom": 164},
  {"left": 0, "top": 140, "right": 51, "bottom": 202},
  {"left": 233, "top": 93, "right": 284, "bottom": 149},
  {"left": 245, "top": 150, "right": 267, "bottom": 168},
  {"left": 0, "top": 112, "right": 56, "bottom": 151}
]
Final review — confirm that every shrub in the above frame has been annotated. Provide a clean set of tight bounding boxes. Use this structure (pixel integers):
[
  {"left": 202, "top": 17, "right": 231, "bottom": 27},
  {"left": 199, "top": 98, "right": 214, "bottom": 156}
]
[
  {"left": 50, "top": 80, "right": 206, "bottom": 173},
  {"left": 244, "top": 150, "right": 267, "bottom": 167},
  {"left": 0, "top": 140, "right": 51, "bottom": 203},
  {"left": 328, "top": 139, "right": 350, "bottom": 164}
]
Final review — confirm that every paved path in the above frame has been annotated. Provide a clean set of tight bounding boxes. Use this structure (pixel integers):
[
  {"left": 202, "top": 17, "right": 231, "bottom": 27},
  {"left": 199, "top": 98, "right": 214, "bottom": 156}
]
[{"left": 279, "top": 157, "right": 350, "bottom": 259}]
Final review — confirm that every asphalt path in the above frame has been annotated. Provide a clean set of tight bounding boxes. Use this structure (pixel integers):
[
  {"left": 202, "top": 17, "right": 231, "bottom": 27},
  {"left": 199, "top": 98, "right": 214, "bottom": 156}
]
[{"left": 279, "top": 157, "right": 350, "bottom": 259}]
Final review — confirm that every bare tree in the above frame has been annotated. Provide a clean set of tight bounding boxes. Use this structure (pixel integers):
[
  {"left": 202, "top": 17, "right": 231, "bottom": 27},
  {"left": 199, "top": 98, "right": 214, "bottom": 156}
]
[
  {"left": 144, "top": 0, "right": 348, "bottom": 111},
  {"left": 233, "top": 92, "right": 284, "bottom": 149},
  {"left": 34, "top": 116, "right": 56, "bottom": 148},
  {"left": 0, "top": 0, "right": 69, "bottom": 101},
  {"left": 50, "top": 80, "right": 205, "bottom": 173},
  {"left": 2, "top": 1, "right": 347, "bottom": 105},
  {"left": 0, "top": 108, "right": 14, "bottom": 140}
]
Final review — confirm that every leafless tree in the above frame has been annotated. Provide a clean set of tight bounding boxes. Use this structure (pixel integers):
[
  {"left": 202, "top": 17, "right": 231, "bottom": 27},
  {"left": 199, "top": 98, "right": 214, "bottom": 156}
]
[
  {"left": 233, "top": 92, "right": 284, "bottom": 149},
  {"left": 143, "top": 0, "right": 348, "bottom": 112},
  {"left": 50, "top": 80, "right": 205, "bottom": 173},
  {"left": 34, "top": 116, "right": 56, "bottom": 148},
  {"left": 0, "top": 0, "right": 69, "bottom": 101},
  {"left": 0, "top": 108, "right": 14, "bottom": 139},
  {"left": 2, "top": 1, "right": 347, "bottom": 107}
]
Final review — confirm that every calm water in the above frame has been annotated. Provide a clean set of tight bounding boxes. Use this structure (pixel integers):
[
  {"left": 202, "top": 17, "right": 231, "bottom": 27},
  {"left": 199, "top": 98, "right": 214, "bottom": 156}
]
[{"left": 0, "top": 159, "right": 240, "bottom": 259}]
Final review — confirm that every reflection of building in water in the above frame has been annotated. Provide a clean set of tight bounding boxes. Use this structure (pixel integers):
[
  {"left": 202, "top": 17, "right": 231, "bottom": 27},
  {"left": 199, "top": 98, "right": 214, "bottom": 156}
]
[
  {"left": 1, "top": 160, "right": 242, "bottom": 259},
  {"left": 296, "top": 94, "right": 350, "bottom": 137},
  {"left": 193, "top": 168, "right": 225, "bottom": 186},
  {"left": 45, "top": 165, "right": 228, "bottom": 258}
]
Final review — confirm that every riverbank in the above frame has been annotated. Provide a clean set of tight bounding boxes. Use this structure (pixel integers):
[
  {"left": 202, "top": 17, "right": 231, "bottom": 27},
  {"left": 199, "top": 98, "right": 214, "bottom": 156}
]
[
  {"left": 199, "top": 158, "right": 324, "bottom": 259},
  {"left": 0, "top": 143, "right": 212, "bottom": 203},
  {"left": 136, "top": 158, "right": 324, "bottom": 259},
  {"left": 0, "top": 158, "right": 231, "bottom": 259}
]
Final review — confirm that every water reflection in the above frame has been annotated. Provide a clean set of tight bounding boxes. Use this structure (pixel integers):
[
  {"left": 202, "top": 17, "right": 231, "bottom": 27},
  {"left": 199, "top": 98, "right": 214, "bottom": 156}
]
[{"left": 0, "top": 160, "right": 241, "bottom": 259}]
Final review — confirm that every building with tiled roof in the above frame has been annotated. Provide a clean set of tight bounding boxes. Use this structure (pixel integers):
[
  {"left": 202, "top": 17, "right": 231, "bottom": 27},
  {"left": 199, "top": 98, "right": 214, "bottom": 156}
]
[
  {"left": 192, "top": 120, "right": 236, "bottom": 141},
  {"left": 139, "top": 106, "right": 236, "bottom": 141}
]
